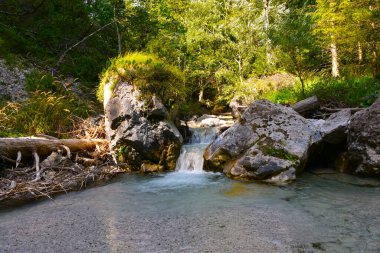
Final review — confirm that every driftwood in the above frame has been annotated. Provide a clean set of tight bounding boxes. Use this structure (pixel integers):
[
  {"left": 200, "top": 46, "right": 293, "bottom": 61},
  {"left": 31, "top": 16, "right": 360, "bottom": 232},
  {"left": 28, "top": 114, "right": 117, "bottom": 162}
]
[
  {"left": 0, "top": 137, "right": 108, "bottom": 161},
  {"left": 291, "top": 96, "right": 319, "bottom": 115}
]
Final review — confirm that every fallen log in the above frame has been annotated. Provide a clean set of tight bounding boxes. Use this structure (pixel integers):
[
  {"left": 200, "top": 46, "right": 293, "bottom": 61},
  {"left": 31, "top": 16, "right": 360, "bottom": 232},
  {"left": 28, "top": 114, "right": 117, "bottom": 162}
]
[
  {"left": 320, "top": 107, "right": 363, "bottom": 113},
  {"left": 291, "top": 96, "right": 319, "bottom": 115},
  {"left": 0, "top": 137, "right": 108, "bottom": 161}
]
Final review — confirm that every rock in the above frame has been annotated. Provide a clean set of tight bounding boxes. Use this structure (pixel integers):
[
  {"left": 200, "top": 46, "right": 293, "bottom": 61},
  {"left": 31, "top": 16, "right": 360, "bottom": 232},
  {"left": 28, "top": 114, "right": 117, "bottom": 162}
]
[
  {"left": 105, "top": 81, "right": 183, "bottom": 171},
  {"left": 229, "top": 98, "right": 247, "bottom": 118},
  {"left": 320, "top": 109, "right": 351, "bottom": 144},
  {"left": 149, "top": 95, "right": 168, "bottom": 119},
  {"left": 177, "top": 120, "right": 191, "bottom": 143},
  {"left": 0, "top": 59, "right": 30, "bottom": 101},
  {"left": 347, "top": 99, "right": 380, "bottom": 177},
  {"left": 204, "top": 100, "right": 320, "bottom": 183}
]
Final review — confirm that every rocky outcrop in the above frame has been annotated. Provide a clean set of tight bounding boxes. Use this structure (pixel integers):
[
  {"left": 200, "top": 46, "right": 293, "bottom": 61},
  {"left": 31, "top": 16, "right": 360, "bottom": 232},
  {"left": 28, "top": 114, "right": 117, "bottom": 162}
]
[
  {"left": 105, "top": 81, "right": 183, "bottom": 172},
  {"left": 0, "top": 59, "right": 30, "bottom": 101},
  {"left": 204, "top": 100, "right": 320, "bottom": 183},
  {"left": 346, "top": 99, "right": 380, "bottom": 177}
]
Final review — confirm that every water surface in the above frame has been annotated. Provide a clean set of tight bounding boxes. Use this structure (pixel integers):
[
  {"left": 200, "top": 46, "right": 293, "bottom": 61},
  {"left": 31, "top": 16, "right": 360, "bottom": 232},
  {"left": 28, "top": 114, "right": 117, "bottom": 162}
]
[{"left": 0, "top": 171, "right": 379, "bottom": 253}]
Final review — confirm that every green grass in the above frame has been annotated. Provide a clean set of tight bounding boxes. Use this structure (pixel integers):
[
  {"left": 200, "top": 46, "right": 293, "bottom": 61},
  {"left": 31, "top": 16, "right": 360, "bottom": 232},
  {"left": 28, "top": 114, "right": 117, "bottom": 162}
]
[
  {"left": 97, "top": 52, "right": 187, "bottom": 108},
  {"left": 263, "top": 76, "right": 380, "bottom": 107},
  {"left": 0, "top": 91, "right": 94, "bottom": 138}
]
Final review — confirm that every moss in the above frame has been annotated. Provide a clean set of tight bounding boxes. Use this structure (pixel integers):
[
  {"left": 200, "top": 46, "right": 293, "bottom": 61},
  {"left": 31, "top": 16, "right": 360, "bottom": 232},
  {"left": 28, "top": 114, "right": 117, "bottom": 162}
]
[
  {"left": 97, "top": 52, "right": 187, "bottom": 107},
  {"left": 261, "top": 146, "right": 298, "bottom": 161}
]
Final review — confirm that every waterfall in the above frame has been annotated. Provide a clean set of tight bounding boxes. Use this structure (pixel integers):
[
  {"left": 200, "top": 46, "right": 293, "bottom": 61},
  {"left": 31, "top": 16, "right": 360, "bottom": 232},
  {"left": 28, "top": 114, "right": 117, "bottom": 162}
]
[{"left": 175, "top": 127, "right": 217, "bottom": 172}]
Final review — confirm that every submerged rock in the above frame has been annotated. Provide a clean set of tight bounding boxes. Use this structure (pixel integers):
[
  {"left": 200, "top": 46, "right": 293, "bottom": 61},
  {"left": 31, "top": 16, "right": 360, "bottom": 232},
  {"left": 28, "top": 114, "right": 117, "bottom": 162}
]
[
  {"left": 204, "top": 100, "right": 320, "bottom": 183},
  {"left": 347, "top": 99, "right": 380, "bottom": 177},
  {"left": 105, "top": 81, "right": 183, "bottom": 171}
]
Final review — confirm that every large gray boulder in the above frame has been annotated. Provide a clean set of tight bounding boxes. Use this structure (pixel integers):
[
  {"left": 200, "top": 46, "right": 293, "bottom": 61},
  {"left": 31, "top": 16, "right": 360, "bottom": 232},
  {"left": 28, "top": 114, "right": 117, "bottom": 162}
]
[
  {"left": 346, "top": 99, "right": 380, "bottom": 177},
  {"left": 204, "top": 100, "right": 320, "bottom": 183},
  {"left": 105, "top": 81, "right": 183, "bottom": 172}
]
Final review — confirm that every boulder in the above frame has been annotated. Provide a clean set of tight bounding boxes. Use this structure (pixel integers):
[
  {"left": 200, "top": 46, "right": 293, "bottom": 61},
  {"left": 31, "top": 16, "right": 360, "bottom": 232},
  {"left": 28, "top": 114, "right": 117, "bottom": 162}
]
[
  {"left": 105, "top": 81, "right": 183, "bottom": 171},
  {"left": 320, "top": 109, "right": 351, "bottom": 144},
  {"left": 204, "top": 100, "right": 320, "bottom": 183},
  {"left": 347, "top": 99, "right": 380, "bottom": 177}
]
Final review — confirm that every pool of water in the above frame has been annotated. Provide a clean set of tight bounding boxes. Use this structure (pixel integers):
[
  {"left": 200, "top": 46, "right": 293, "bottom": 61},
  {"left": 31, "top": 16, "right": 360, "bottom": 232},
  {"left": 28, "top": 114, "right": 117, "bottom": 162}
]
[{"left": 0, "top": 171, "right": 379, "bottom": 253}]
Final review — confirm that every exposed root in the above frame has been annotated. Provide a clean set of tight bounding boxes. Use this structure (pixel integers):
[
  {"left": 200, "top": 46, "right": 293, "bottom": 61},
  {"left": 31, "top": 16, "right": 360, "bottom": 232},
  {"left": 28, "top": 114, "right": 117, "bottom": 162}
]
[
  {"left": 15, "top": 151, "right": 22, "bottom": 169},
  {"left": 0, "top": 143, "right": 124, "bottom": 204},
  {"left": 31, "top": 151, "right": 41, "bottom": 182}
]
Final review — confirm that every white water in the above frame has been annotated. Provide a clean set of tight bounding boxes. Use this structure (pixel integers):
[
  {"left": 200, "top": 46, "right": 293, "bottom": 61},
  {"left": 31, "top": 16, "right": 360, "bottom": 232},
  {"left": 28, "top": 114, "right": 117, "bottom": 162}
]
[{"left": 175, "top": 127, "right": 217, "bottom": 173}]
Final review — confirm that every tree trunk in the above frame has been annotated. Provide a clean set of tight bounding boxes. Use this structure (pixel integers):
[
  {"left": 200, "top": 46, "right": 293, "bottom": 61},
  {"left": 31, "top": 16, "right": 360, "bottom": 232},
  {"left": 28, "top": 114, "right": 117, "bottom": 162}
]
[
  {"left": 263, "top": 0, "right": 272, "bottom": 64},
  {"left": 0, "top": 138, "right": 108, "bottom": 160},
  {"left": 199, "top": 87, "right": 204, "bottom": 102},
  {"left": 358, "top": 42, "right": 363, "bottom": 64},
  {"left": 330, "top": 37, "right": 340, "bottom": 78},
  {"left": 114, "top": 5, "right": 122, "bottom": 55}
]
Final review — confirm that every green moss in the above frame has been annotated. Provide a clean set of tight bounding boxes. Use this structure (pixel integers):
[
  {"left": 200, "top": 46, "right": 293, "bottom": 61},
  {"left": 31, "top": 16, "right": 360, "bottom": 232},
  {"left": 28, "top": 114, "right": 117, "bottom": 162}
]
[
  {"left": 261, "top": 146, "right": 298, "bottom": 161},
  {"left": 97, "top": 52, "right": 187, "bottom": 107}
]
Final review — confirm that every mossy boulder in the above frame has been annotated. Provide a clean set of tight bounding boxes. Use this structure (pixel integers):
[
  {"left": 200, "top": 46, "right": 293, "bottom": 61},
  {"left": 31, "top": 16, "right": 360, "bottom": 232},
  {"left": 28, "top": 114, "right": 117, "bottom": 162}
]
[
  {"left": 101, "top": 53, "right": 185, "bottom": 171},
  {"left": 204, "top": 100, "right": 321, "bottom": 183}
]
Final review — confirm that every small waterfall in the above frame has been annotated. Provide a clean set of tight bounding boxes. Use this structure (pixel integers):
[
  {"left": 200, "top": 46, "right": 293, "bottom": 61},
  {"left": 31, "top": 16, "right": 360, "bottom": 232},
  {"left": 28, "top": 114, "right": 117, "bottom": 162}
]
[{"left": 175, "top": 127, "right": 217, "bottom": 172}]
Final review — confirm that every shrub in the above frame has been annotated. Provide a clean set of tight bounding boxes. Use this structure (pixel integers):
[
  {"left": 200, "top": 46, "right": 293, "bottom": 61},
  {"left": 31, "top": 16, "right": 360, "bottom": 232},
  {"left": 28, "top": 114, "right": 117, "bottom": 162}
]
[
  {"left": 25, "top": 70, "right": 65, "bottom": 93},
  {"left": 262, "top": 76, "right": 380, "bottom": 107},
  {"left": 0, "top": 91, "right": 93, "bottom": 137},
  {"left": 97, "top": 52, "right": 187, "bottom": 108}
]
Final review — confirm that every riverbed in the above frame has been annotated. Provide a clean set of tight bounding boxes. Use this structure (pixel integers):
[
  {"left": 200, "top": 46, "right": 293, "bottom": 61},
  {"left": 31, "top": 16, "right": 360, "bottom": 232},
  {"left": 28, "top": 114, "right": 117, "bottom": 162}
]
[{"left": 0, "top": 171, "right": 379, "bottom": 253}]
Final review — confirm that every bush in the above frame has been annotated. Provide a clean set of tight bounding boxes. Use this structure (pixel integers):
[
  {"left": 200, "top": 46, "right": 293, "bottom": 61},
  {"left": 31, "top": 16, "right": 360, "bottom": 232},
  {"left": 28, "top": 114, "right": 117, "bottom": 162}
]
[
  {"left": 0, "top": 91, "right": 94, "bottom": 137},
  {"left": 262, "top": 76, "right": 380, "bottom": 107},
  {"left": 97, "top": 52, "right": 187, "bottom": 108},
  {"left": 25, "top": 70, "right": 65, "bottom": 93}
]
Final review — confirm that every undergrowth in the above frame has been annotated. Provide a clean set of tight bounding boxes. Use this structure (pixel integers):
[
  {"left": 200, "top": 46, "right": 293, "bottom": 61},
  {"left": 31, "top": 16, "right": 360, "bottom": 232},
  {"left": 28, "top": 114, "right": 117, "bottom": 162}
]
[
  {"left": 262, "top": 76, "right": 380, "bottom": 107},
  {"left": 0, "top": 92, "right": 94, "bottom": 138}
]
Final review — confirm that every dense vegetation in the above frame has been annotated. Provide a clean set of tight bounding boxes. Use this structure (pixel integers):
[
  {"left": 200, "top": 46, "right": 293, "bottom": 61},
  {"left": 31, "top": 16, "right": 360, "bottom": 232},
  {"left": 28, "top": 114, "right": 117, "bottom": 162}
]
[{"left": 0, "top": 0, "right": 379, "bottom": 136}]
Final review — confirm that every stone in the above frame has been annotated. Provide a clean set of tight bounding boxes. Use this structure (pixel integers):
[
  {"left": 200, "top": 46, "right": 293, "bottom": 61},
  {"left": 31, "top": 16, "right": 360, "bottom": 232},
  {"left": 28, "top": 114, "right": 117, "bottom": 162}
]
[
  {"left": 347, "top": 99, "right": 380, "bottom": 177},
  {"left": 320, "top": 109, "right": 351, "bottom": 144},
  {"left": 105, "top": 81, "right": 183, "bottom": 171},
  {"left": 229, "top": 98, "right": 247, "bottom": 118},
  {"left": 204, "top": 100, "right": 319, "bottom": 183},
  {"left": 0, "top": 59, "right": 30, "bottom": 101}
]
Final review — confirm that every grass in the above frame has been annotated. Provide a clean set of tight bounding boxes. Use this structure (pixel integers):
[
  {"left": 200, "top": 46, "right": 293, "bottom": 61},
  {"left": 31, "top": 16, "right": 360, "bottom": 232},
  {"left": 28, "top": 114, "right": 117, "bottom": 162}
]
[
  {"left": 97, "top": 52, "right": 187, "bottom": 108},
  {"left": 0, "top": 91, "right": 94, "bottom": 138},
  {"left": 262, "top": 76, "right": 380, "bottom": 107}
]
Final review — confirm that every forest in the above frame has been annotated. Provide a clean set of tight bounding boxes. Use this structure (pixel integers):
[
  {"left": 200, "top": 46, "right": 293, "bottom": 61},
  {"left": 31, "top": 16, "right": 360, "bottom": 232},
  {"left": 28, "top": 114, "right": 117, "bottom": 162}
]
[
  {"left": 0, "top": 0, "right": 379, "bottom": 138},
  {"left": 1, "top": 1, "right": 380, "bottom": 252}
]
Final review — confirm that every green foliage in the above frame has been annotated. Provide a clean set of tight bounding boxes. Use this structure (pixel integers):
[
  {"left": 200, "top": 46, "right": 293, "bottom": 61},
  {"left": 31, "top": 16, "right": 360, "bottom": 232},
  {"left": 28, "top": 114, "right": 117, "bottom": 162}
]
[
  {"left": 98, "top": 52, "right": 187, "bottom": 107},
  {"left": 263, "top": 77, "right": 380, "bottom": 107},
  {"left": 0, "top": 91, "right": 93, "bottom": 137},
  {"left": 25, "top": 70, "right": 65, "bottom": 93}
]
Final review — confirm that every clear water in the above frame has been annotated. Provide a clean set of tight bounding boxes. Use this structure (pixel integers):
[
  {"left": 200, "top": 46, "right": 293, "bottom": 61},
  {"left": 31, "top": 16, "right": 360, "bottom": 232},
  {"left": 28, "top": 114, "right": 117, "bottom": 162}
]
[
  {"left": 175, "top": 127, "right": 217, "bottom": 173},
  {"left": 0, "top": 127, "right": 379, "bottom": 252}
]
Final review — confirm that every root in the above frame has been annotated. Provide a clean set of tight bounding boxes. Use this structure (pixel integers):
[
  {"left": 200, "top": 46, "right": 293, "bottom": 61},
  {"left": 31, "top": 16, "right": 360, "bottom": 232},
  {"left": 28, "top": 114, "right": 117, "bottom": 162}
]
[
  {"left": 16, "top": 151, "right": 22, "bottom": 169},
  {"left": 32, "top": 151, "right": 41, "bottom": 182},
  {"left": 0, "top": 144, "right": 124, "bottom": 204},
  {"left": 62, "top": 145, "right": 71, "bottom": 159}
]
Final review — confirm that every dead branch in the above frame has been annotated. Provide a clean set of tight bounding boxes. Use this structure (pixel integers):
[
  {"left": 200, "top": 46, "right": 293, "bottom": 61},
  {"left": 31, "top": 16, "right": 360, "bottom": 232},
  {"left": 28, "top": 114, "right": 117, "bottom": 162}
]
[{"left": 56, "top": 21, "right": 116, "bottom": 66}]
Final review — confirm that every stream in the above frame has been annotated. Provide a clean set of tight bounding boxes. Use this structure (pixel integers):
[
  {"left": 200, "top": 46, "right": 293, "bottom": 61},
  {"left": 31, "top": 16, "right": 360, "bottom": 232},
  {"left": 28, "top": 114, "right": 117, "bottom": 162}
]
[{"left": 0, "top": 126, "right": 379, "bottom": 252}]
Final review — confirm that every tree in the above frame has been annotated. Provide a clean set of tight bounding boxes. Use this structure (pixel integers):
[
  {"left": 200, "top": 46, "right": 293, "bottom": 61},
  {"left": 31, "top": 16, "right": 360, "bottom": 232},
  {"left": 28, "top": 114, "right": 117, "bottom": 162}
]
[{"left": 272, "top": 2, "right": 319, "bottom": 96}]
